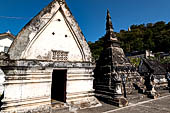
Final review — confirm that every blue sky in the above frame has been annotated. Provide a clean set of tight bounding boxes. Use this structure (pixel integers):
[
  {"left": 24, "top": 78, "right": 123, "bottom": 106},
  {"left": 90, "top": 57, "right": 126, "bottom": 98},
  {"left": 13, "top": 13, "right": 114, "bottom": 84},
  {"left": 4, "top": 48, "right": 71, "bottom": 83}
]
[{"left": 0, "top": 0, "right": 170, "bottom": 42}]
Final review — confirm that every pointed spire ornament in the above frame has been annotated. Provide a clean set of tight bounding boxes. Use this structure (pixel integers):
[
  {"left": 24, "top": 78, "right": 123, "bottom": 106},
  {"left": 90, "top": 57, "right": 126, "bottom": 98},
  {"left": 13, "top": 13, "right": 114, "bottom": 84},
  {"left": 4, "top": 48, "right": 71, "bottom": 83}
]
[
  {"left": 6, "top": 30, "right": 11, "bottom": 34},
  {"left": 105, "top": 9, "right": 117, "bottom": 42},
  {"left": 58, "top": 0, "right": 65, "bottom": 5},
  {"left": 106, "top": 9, "right": 114, "bottom": 33}
]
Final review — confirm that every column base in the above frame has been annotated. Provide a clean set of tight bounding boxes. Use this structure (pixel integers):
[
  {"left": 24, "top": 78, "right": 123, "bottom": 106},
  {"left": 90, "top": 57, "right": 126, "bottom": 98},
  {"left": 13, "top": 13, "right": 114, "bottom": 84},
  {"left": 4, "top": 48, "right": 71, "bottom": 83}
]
[
  {"left": 96, "top": 93, "right": 128, "bottom": 107},
  {"left": 113, "top": 97, "right": 128, "bottom": 107}
]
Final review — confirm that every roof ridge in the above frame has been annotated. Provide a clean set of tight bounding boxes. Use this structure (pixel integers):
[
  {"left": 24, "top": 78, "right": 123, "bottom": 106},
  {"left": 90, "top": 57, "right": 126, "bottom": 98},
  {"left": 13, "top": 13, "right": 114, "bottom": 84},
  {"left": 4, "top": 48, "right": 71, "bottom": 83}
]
[{"left": 0, "top": 32, "right": 16, "bottom": 39}]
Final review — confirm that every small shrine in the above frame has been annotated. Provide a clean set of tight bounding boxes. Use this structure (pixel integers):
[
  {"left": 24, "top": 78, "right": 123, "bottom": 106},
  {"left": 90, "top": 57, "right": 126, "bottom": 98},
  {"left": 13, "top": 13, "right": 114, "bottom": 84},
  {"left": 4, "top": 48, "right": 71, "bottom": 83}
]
[
  {"left": 0, "top": 0, "right": 101, "bottom": 112},
  {"left": 138, "top": 58, "right": 167, "bottom": 98}
]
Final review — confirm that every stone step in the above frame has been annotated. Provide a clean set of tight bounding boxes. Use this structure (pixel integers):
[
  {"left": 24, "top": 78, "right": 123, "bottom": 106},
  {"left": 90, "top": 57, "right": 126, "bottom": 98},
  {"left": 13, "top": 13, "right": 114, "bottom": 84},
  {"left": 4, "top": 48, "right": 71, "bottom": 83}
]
[
  {"left": 51, "top": 100, "right": 69, "bottom": 113},
  {"left": 127, "top": 90, "right": 146, "bottom": 100},
  {"left": 51, "top": 107, "right": 69, "bottom": 113}
]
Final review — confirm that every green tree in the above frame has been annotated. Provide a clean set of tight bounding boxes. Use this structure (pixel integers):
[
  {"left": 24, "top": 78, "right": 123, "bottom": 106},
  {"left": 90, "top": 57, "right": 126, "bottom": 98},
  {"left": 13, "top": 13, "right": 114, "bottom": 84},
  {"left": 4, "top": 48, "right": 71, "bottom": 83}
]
[
  {"left": 88, "top": 21, "right": 170, "bottom": 62},
  {"left": 88, "top": 37, "right": 104, "bottom": 61}
]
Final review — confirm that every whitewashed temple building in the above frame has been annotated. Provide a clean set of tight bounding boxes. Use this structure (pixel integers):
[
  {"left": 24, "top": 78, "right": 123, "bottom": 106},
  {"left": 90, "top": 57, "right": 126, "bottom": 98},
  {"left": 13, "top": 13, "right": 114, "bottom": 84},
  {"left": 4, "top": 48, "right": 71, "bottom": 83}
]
[
  {"left": 0, "top": 31, "right": 15, "bottom": 53},
  {"left": 0, "top": 32, "right": 15, "bottom": 96},
  {"left": 0, "top": 0, "right": 101, "bottom": 112}
]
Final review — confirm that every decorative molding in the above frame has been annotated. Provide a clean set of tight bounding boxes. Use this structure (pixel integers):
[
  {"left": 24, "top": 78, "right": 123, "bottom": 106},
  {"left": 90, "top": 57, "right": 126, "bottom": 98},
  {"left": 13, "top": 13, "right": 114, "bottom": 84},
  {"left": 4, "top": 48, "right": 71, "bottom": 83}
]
[{"left": 52, "top": 50, "right": 69, "bottom": 61}]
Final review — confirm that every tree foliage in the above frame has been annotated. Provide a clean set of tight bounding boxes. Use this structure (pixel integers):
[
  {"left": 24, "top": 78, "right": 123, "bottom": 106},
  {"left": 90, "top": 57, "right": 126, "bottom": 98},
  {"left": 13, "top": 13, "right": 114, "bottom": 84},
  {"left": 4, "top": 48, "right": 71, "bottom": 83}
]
[
  {"left": 89, "top": 21, "right": 170, "bottom": 61},
  {"left": 88, "top": 37, "right": 104, "bottom": 61}
]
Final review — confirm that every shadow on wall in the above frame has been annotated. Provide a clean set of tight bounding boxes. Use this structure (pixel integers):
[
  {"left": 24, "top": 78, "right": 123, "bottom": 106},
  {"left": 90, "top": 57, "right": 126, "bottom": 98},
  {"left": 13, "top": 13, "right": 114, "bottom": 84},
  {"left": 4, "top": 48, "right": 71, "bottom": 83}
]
[
  {"left": 0, "top": 92, "right": 4, "bottom": 110},
  {"left": 0, "top": 65, "right": 6, "bottom": 111}
]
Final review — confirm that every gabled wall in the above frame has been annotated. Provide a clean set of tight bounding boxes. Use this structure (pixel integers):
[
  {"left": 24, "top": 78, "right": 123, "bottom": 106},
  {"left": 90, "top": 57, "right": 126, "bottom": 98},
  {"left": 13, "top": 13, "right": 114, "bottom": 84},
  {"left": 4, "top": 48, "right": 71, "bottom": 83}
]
[
  {"left": 8, "top": 0, "right": 91, "bottom": 62},
  {"left": 21, "top": 9, "right": 83, "bottom": 61}
]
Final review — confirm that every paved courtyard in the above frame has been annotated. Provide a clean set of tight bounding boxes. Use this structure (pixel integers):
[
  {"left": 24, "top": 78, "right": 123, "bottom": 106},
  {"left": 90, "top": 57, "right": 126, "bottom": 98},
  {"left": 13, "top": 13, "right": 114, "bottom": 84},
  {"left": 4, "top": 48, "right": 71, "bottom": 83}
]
[
  {"left": 103, "top": 94, "right": 170, "bottom": 113},
  {"left": 53, "top": 90, "right": 170, "bottom": 113},
  {"left": 76, "top": 91, "right": 170, "bottom": 113}
]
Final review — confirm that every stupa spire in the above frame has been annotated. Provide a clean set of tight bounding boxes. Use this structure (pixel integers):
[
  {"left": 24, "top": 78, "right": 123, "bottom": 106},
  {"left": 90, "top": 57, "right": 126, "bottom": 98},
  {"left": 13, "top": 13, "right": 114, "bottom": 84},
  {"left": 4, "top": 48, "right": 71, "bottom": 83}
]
[
  {"left": 106, "top": 9, "right": 114, "bottom": 33},
  {"left": 105, "top": 9, "right": 117, "bottom": 42},
  {"left": 58, "top": 0, "right": 65, "bottom": 5}
]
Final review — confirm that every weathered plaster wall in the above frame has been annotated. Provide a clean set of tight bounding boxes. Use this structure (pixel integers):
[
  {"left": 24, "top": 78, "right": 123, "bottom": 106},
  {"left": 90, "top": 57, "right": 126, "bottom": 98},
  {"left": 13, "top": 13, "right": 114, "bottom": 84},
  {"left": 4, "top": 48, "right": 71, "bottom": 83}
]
[
  {"left": 2, "top": 65, "right": 52, "bottom": 112},
  {"left": 67, "top": 80, "right": 93, "bottom": 94},
  {"left": 1, "top": 60, "right": 99, "bottom": 112},
  {"left": 21, "top": 11, "right": 83, "bottom": 61},
  {"left": 66, "top": 68, "right": 94, "bottom": 101}
]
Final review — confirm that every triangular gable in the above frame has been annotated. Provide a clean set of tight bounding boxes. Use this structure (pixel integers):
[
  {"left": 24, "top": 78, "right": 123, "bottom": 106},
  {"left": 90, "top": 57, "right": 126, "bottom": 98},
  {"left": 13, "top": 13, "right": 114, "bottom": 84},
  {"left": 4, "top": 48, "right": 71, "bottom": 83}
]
[{"left": 8, "top": 0, "right": 91, "bottom": 62}]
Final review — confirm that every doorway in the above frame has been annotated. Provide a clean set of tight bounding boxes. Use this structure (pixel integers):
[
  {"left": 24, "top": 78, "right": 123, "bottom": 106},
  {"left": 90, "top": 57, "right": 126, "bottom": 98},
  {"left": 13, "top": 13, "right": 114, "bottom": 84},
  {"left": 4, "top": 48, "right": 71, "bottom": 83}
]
[{"left": 51, "top": 69, "right": 67, "bottom": 103}]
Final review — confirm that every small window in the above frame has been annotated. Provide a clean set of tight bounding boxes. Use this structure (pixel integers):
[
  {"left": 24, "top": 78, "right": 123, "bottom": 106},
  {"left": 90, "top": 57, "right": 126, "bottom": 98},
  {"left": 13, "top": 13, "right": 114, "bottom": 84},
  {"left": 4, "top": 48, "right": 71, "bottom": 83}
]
[
  {"left": 4, "top": 46, "right": 9, "bottom": 53},
  {"left": 52, "top": 50, "right": 69, "bottom": 61},
  {"left": 57, "top": 19, "right": 61, "bottom": 22}
]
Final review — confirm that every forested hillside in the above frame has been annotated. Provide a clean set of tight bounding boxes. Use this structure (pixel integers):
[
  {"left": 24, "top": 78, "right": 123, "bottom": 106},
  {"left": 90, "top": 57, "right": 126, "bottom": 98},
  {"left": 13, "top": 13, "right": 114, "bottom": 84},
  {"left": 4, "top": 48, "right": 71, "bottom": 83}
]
[{"left": 88, "top": 21, "right": 170, "bottom": 61}]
